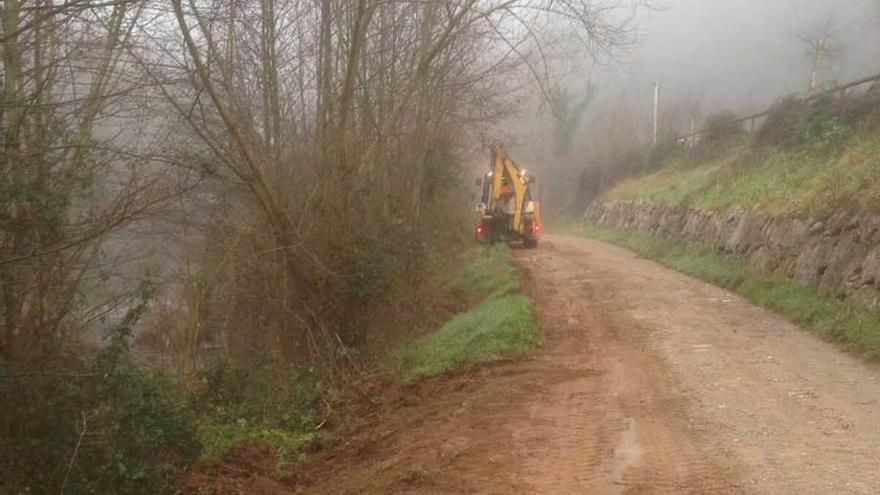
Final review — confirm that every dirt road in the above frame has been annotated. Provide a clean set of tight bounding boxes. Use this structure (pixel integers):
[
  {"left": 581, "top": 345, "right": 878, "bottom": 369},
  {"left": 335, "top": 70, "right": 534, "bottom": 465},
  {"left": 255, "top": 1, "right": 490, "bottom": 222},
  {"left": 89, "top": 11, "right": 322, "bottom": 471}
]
[{"left": 296, "top": 234, "right": 880, "bottom": 494}]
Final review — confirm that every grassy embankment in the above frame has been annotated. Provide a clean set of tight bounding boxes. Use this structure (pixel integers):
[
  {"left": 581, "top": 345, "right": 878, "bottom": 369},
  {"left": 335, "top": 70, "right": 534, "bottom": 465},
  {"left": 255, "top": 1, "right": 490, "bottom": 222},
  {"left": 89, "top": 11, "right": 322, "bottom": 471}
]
[
  {"left": 573, "top": 131, "right": 880, "bottom": 359},
  {"left": 607, "top": 132, "right": 880, "bottom": 216},
  {"left": 399, "top": 245, "right": 538, "bottom": 381}
]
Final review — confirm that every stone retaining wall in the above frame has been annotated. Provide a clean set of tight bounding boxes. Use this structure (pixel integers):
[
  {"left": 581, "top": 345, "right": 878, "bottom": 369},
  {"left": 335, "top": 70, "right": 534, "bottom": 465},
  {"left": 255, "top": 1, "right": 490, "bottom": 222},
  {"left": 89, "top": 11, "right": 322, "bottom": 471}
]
[{"left": 585, "top": 201, "right": 880, "bottom": 308}]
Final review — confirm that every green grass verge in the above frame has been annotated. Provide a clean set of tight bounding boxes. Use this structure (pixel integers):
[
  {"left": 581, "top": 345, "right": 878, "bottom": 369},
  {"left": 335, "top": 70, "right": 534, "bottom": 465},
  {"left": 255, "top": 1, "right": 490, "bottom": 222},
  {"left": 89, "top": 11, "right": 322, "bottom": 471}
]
[
  {"left": 399, "top": 245, "right": 537, "bottom": 382},
  {"left": 399, "top": 295, "right": 537, "bottom": 382},
  {"left": 445, "top": 244, "right": 521, "bottom": 301},
  {"left": 575, "top": 224, "right": 880, "bottom": 359}
]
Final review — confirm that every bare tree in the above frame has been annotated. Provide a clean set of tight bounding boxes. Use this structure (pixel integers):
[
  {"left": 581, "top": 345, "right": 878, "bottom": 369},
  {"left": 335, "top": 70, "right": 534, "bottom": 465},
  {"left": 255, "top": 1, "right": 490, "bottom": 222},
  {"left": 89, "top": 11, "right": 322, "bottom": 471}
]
[
  {"left": 798, "top": 17, "right": 842, "bottom": 92},
  {"left": 127, "top": 0, "right": 651, "bottom": 369},
  {"left": 0, "top": 1, "right": 197, "bottom": 366}
]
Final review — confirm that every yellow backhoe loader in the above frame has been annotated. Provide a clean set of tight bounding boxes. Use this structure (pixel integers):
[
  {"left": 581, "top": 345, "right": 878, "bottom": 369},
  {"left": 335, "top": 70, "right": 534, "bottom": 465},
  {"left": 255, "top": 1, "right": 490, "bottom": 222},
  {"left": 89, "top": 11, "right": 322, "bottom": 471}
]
[{"left": 475, "top": 143, "right": 542, "bottom": 248}]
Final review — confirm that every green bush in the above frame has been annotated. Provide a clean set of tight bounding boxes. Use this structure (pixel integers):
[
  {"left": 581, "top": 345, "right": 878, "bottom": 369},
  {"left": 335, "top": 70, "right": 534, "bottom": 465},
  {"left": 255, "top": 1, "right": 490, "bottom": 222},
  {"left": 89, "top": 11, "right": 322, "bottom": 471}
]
[
  {"left": 755, "top": 97, "right": 803, "bottom": 148},
  {"left": 703, "top": 110, "right": 744, "bottom": 143},
  {"left": 190, "top": 359, "right": 319, "bottom": 463},
  {"left": 0, "top": 351, "right": 200, "bottom": 494},
  {"left": 343, "top": 232, "right": 406, "bottom": 303},
  {"left": 795, "top": 100, "right": 854, "bottom": 150},
  {"left": 1, "top": 290, "right": 200, "bottom": 495},
  {"left": 757, "top": 95, "right": 857, "bottom": 150}
]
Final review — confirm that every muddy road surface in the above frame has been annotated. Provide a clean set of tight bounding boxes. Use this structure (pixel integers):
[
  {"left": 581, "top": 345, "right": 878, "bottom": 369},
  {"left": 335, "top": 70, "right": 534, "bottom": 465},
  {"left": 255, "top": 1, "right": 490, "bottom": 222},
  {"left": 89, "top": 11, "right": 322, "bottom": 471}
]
[{"left": 296, "top": 234, "right": 880, "bottom": 494}]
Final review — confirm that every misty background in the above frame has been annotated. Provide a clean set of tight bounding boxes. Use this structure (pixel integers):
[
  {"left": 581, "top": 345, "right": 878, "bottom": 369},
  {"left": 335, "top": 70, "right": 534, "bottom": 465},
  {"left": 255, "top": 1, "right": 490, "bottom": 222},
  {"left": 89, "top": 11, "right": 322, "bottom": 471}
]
[{"left": 506, "top": 0, "right": 880, "bottom": 211}]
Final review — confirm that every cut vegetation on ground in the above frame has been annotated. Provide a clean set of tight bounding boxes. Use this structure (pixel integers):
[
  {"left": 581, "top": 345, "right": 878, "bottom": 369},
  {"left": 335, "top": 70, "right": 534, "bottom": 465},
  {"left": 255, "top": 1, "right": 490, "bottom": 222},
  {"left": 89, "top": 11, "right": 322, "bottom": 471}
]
[
  {"left": 572, "top": 225, "right": 880, "bottom": 360},
  {"left": 399, "top": 245, "right": 538, "bottom": 382}
]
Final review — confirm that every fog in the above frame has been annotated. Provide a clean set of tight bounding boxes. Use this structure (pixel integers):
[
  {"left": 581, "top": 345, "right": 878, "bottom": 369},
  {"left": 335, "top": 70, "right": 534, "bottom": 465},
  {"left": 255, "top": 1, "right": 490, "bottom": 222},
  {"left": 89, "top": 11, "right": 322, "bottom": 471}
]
[
  {"left": 507, "top": 0, "right": 880, "bottom": 210},
  {"left": 624, "top": 0, "right": 880, "bottom": 113}
]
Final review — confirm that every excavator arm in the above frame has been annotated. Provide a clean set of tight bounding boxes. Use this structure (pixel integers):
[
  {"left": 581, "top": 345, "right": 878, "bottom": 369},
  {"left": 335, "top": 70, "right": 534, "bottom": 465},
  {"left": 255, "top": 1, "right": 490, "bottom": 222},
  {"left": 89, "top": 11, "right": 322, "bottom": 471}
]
[{"left": 490, "top": 143, "right": 528, "bottom": 231}]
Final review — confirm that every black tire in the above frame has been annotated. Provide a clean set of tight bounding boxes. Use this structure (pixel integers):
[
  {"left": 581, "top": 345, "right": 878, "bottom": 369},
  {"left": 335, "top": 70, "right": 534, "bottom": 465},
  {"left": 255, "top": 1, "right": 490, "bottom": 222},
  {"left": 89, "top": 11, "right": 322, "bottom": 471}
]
[{"left": 524, "top": 238, "right": 539, "bottom": 249}]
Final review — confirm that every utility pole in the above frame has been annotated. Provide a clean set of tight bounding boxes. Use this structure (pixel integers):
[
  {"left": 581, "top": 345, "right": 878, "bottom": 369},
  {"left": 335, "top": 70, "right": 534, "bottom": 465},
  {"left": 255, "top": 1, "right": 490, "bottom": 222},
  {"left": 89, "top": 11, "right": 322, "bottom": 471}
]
[
  {"left": 651, "top": 80, "right": 660, "bottom": 147},
  {"left": 687, "top": 118, "right": 695, "bottom": 153}
]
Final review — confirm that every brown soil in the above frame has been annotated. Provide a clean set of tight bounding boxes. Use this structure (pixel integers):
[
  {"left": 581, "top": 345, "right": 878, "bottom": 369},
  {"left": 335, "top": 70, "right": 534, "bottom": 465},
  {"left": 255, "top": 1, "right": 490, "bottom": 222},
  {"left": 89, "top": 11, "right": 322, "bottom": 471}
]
[{"left": 188, "top": 234, "right": 880, "bottom": 494}]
